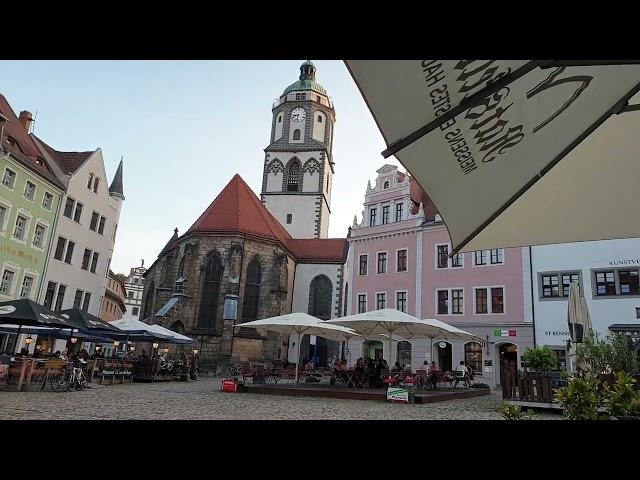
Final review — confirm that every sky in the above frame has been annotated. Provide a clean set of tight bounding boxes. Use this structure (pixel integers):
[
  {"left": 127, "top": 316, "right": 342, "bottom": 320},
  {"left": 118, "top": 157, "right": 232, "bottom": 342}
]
[{"left": 0, "top": 60, "right": 402, "bottom": 274}]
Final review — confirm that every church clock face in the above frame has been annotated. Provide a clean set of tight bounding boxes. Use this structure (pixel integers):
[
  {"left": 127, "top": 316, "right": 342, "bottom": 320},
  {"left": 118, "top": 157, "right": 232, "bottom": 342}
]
[{"left": 290, "top": 107, "right": 306, "bottom": 122}]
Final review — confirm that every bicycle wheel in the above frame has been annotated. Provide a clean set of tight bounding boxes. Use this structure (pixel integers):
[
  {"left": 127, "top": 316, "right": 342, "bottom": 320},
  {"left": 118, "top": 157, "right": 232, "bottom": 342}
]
[{"left": 51, "top": 373, "right": 68, "bottom": 392}]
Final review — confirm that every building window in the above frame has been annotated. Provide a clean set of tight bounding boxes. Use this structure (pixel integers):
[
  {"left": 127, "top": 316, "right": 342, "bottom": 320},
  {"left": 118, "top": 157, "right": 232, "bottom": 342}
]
[
  {"left": 13, "top": 215, "right": 27, "bottom": 240},
  {"left": 490, "top": 249, "right": 504, "bottom": 264},
  {"left": 242, "top": 258, "right": 262, "bottom": 322},
  {"left": 73, "top": 289, "right": 84, "bottom": 309},
  {"left": 32, "top": 224, "right": 45, "bottom": 248},
  {"left": 87, "top": 174, "right": 94, "bottom": 190},
  {"left": 278, "top": 115, "right": 282, "bottom": 123},
  {"left": 54, "top": 284, "right": 66, "bottom": 311},
  {"left": 24, "top": 181, "right": 36, "bottom": 200},
  {"left": 562, "top": 273, "right": 580, "bottom": 296},
  {"left": 64, "top": 241, "right": 75, "bottom": 264},
  {"left": 54, "top": 237, "right": 66, "bottom": 261},
  {"left": 377, "top": 252, "right": 387, "bottom": 274},
  {"left": 395, "top": 203, "right": 403, "bottom": 222},
  {"left": 317, "top": 115, "right": 322, "bottom": 123},
  {"left": 2, "top": 168, "right": 16, "bottom": 189},
  {"left": 42, "top": 192, "right": 53, "bottom": 210},
  {"left": 451, "top": 253, "right": 463, "bottom": 268},
  {"left": 287, "top": 161, "right": 300, "bottom": 191},
  {"left": 619, "top": 270, "right": 639, "bottom": 295},
  {"left": 63, "top": 197, "right": 75, "bottom": 218},
  {"left": 308, "top": 274, "right": 332, "bottom": 320},
  {"left": 82, "top": 249, "right": 91, "bottom": 270},
  {"left": 381, "top": 205, "right": 390, "bottom": 224},
  {"left": 98, "top": 216, "right": 105, "bottom": 235},
  {"left": 383, "top": 181, "right": 389, "bottom": 189},
  {"left": 0, "top": 205, "right": 6, "bottom": 230},
  {"left": 132, "top": 307, "right": 139, "bottom": 316},
  {"left": 358, "top": 294, "right": 367, "bottom": 313},
  {"left": 82, "top": 292, "right": 91, "bottom": 312},
  {"left": 293, "top": 129, "right": 301, "bottom": 140},
  {"left": 437, "top": 245, "right": 448, "bottom": 269},
  {"left": 44, "top": 282, "right": 57, "bottom": 309},
  {"left": 197, "top": 254, "right": 223, "bottom": 329},
  {"left": 93, "top": 178, "right": 99, "bottom": 193},
  {"left": 369, "top": 208, "right": 377, "bottom": 226},
  {"left": 73, "top": 202, "right": 83, "bottom": 223},
  {"left": 465, "top": 342, "right": 483, "bottom": 374},
  {"left": 0, "top": 270, "right": 14, "bottom": 295},
  {"left": 376, "top": 293, "right": 386, "bottom": 310},
  {"left": 474, "top": 250, "right": 487, "bottom": 265},
  {"left": 452, "top": 289, "right": 463, "bottom": 314},
  {"left": 595, "top": 271, "right": 616, "bottom": 296},
  {"left": 437, "top": 290, "right": 449, "bottom": 315},
  {"left": 90, "top": 252, "right": 99, "bottom": 273},
  {"left": 359, "top": 255, "right": 368, "bottom": 275},
  {"left": 475, "top": 288, "right": 488, "bottom": 314},
  {"left": 396, "top": 291, "right": 407, "bottom": 313},
  {"left": 90, "top": 212, "right": 99, "bottom": 231},
  {"left": 542, "top": 274, "right": 560, "bottom": 297},
  {"left": 286, "top": 214, "right": 292, "bottom": 224},
  {"left": 593, "top": 269, "right": 640, "bottom": 297},
  {"left": 491, "top": 287, "right": 504, "bottom": 313},
  {"left": 20, "top": 275, "right": 34, "bottom": 299},
  {"left": 397, "top": 249, "right": 407, "bottom": 272}
]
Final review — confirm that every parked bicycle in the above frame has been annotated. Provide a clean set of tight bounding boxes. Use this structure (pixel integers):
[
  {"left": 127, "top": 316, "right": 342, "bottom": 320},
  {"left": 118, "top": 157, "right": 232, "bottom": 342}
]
[{"left": 51, "top": 360, "right": 88, "bottom": 392}]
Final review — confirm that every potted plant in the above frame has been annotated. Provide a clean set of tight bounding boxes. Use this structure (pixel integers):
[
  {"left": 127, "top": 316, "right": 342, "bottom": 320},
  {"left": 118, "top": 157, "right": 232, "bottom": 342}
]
[{"left": 522, "top": 346, "right": 558, "bottom": 374}]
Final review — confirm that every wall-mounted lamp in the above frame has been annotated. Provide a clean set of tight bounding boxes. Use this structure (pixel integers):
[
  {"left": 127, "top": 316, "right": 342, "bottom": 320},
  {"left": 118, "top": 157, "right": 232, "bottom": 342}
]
[
  {"left": 152, "top": 342, "right": 159, "bottom": 349},
  {"left": 25, "top": 335, "right": 33, "bottom": 345},
  {"left": 70, "top": 337, "right": 78, "bottom": 344}
]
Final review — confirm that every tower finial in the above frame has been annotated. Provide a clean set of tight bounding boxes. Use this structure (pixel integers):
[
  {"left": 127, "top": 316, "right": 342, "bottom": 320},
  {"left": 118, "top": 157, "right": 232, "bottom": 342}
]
[{"left": 299, "top": 60, "right": 316, "bottom": 81}]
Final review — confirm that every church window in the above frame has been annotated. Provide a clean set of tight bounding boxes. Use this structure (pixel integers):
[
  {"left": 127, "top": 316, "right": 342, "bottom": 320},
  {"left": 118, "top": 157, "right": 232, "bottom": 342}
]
[
  {"left": 278, "top": 115, "right": 282, "bottom": 123},
  {"left": 242, "top": 258, "right": 261, "bottom": 322},
  {"left": 197, "top": 254, "right": 223, "bottom": 329},
  {"left": 293, "top": 129, "right": 301, "bottom": 141},
  {"left": 317, "top": 115, "right": 322, "bottom": 123},
  {"left": 308, "top": 275, "right": 333, "bottom": 320},
  {"left": 383, "top": 181, "right": 389, "bottom": 189},
  {"left": 287, "top": 161, "right": 300, "bottom": 191}
]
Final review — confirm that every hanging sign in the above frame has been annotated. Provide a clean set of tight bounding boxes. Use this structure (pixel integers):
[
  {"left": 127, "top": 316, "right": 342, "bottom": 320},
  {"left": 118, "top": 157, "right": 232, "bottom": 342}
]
[{"left": 494, "top": 329, "right": 516, "bottom": 337}]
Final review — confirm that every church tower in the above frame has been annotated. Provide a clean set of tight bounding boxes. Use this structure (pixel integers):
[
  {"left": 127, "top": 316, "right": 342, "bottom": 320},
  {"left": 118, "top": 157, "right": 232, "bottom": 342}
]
[{"left": 261, "top": 61, "right": 336, "bottom": 239}]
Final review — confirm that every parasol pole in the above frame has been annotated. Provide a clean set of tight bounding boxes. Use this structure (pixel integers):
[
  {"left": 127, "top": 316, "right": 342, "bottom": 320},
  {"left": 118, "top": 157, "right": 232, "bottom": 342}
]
[
  {"left": 295, "top": 330, "right": 301, "bottom": 384},
  {"left": 15, "top": 324, "right": 22, "bottom": 354}
]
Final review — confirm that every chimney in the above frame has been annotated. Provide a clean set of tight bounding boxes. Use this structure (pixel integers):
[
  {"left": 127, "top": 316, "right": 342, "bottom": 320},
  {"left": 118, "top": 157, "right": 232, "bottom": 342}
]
[{"left": 18, "top": 111, "right": 34, "bottom": 132}]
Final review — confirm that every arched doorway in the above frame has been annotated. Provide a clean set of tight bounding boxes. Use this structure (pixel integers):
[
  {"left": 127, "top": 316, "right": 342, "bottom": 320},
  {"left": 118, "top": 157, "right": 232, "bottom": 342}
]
[
  {"left": 498, "top": 343, "right": 518, "bottom": 387},
  {"left": 436, "top": 341, "right": 452, "bottom": 372},
  {"left": 362, "top": 340, "right": 383, "bottom": 361}
]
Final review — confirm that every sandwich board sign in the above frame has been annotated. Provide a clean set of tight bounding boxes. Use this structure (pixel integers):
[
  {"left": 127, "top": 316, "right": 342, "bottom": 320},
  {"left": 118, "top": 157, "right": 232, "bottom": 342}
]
[{"left": 387, "top": 387, "right": 409, "bottom": 404}]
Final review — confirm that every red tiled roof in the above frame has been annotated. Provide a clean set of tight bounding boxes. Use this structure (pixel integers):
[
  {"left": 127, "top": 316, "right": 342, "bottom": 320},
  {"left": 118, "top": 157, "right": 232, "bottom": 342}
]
[
  {"left": 186, "top": 174, "right": 293, "bottom": 246},
  {"left": 409, "top": 176, "right": 439, "bottom": 219},
  {"left": 288, "top": 238, "right": 348, "bottom": 263},
  {"left": 33, "top": 134, "right": 93, "bottom": 174},
  {"left": 0, "top": 94, "right": 65, "bottom": 189}
]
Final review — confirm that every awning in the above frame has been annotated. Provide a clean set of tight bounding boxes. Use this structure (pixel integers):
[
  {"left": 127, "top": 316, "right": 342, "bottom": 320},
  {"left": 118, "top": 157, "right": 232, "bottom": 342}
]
[{"left": 346, "top": 60, "right": 640, "bottom": 253}]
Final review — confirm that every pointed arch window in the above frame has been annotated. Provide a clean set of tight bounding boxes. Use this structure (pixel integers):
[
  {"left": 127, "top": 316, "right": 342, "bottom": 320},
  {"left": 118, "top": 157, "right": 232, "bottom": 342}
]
[
  {"left": 308, "top": 274, "right": 333, "bottom": 320},
  {"left": 175, "top": 255, "right": 186, "bottom": 293},
  {"left": 242, "top": 258, "right": 261, "bottom": 322},
  {"left": 287, "top": 161, "right": 300, "bottom": 191},
  {"left": 293, "top": 129, "right": 301, "bottom": 140},
  {"left": 198, "top": 254, "right": 223, "bottom": 329}
]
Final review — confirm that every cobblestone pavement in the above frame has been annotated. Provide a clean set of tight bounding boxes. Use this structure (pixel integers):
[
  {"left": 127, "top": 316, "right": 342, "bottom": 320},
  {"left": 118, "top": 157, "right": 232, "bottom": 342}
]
[{"left": 0, "top": 378, "right": 563, "bottom": 420}]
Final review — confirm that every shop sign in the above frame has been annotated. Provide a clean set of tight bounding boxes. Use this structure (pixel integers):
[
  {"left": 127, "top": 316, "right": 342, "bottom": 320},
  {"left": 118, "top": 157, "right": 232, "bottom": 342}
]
[
  {"left": 387, "top": 387, "right": 409, "bottom": 404},
  {"left": 100, "top": 360, "right": 133, "bottom": 376},
  {"left": 494, "top": 329, "right": 516, "bottom": 337}
]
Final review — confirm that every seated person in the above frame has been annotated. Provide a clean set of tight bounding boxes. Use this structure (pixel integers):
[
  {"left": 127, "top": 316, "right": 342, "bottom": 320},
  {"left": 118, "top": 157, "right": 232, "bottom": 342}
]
[
  {"left": 428, "top": 361, "right": 440, "bottom": 389},
  {"left": 333, "top": 358, "right": 342, "bottom": 372},
  {"left": 465, "top": 362, "right": 475, "bottom": 384},
  {"left": 391, "top": 361, "right": 402, "bottom": 373},
  {"left": 354, "top": 358, "right": 365, "bottom": 374},
  {"left": 455, "top": 361, "right": 470, "bottom": 387}
]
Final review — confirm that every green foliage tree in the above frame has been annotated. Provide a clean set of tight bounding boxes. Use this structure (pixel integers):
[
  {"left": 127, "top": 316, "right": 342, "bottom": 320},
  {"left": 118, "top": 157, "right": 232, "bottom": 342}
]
[
  {"left": 522, "top": 346, "right": 558, "bottom": 373},
  {"left": 576, "top": 331, "right": 637, "bottom": 374},
  {"left": 605, "top": 372, "right": 640, "bottom": 417},
  {"left": 555, "top": 371, "right": 606, "bottom": 420}
]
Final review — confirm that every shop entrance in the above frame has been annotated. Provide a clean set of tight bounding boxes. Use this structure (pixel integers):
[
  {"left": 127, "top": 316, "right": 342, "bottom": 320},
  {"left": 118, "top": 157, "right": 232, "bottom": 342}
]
[
  {"left": 498, "top": 343, "right": 518, "bottom": 386},
  {"left": 436, "top": 341, "right": 452, "bottom": 372}
]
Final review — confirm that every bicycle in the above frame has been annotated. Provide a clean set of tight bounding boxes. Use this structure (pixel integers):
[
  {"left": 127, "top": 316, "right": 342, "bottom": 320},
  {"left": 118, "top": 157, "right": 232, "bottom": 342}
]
[{"left": 51, "top": 361, "right": 88, "bottom": 392}]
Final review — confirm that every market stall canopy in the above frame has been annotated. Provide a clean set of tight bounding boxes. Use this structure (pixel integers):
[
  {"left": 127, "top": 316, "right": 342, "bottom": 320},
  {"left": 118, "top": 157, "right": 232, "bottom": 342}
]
[
  {"left": 346, "top": 60, "right": 640, "bottom": 253},
  {"left": 59, "top": 308, "right": 125, "bottom": 334},
  {"left": 0, "top": 298, "right": 78, "bottom": 329},
  {"left": 110, "top": 318, "right": 192, "bottom": 344},
  {"left": 0, "top": 324, "right": 114, "bottom": 343}
]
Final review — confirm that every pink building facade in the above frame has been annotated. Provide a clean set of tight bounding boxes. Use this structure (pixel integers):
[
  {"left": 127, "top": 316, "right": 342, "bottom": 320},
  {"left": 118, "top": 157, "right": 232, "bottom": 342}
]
[{"left": 345, "top": 165, "right": 534, "bottom": 387}]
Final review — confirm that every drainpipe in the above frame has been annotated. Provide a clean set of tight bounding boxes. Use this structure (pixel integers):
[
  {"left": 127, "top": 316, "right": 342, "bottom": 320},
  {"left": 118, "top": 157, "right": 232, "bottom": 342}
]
[{"left": 529, "top": 245, "right": 537, "bottom": 347}]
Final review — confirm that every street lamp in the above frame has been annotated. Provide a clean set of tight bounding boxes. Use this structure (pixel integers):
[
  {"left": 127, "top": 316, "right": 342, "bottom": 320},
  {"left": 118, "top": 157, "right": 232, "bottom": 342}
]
[
  {"left": 192, "top": 349, "right": 199, "bottom": 356},
  {"left": 129, "top": 345, "right": 135, "bottom": 352},
  {"left": 70, "top": 337, "right": 78, "bottom": 344},
  {"left": 152, "top": 342, "right": 159, "bottom": 349},
  {"left": 113, "top": 340, "right": 120, "bottom": 358},
  {"left": 25, "top": 335, "right": 33, "bottom": 345}
]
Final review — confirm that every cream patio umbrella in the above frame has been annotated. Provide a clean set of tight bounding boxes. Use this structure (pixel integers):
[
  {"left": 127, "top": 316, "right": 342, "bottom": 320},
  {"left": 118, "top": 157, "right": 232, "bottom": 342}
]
[
  {"left": 326, "top": 309, "right": 478, "bottom": 367},
  {"left": 567, "top": 281, "right": 592, "bottom": 372},
  {"left": 346, "top": 60, "right": 640, "bottom": 254},
  {"left": 235, "top": 313, "right": 358, "bottom": 383}
]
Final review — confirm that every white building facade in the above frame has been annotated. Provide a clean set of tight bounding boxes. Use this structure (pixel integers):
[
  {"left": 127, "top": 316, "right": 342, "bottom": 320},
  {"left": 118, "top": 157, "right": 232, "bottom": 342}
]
[
  {"left": 123, "top": 261, "right": 146, "bottom": 321},
  {"left": 531, "top": 238, "right": 640, "bottom": 367}
]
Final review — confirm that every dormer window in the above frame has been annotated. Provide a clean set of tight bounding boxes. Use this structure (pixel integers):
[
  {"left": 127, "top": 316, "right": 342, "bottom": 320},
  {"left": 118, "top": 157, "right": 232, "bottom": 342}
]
[
  {"left": 6, "top": 137, "right": 16, "bottom": 148},
  {"left": 383, "top": 181, "right": 390, "bottom": 189},
  {"left": 35, "top": 157, "right": 44, "bottom": 167},
  {"left": 87, "top": 173, "right": 94, "bottom": 190}
]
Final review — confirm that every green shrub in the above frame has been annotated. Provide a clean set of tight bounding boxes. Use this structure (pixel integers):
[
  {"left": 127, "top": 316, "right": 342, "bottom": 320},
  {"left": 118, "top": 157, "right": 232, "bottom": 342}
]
[
  {"left": 576, "top": 331, "right": 637, "bottom": 375},
  {"left": 499, "top": 402, "right": 532, "bottom": 420},
  {"left": 523, "top": 346, "right": 558, "bottom": 373},
  {"left": 605, "top": 372, "right": 640, "bottom": 417},
  {"left": 555, "top": 372, "right": 606, "bottom": 420}
]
